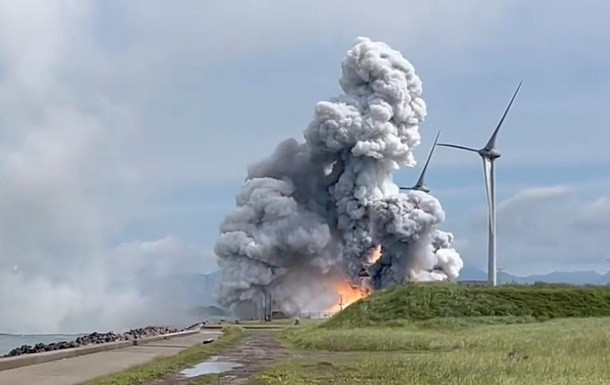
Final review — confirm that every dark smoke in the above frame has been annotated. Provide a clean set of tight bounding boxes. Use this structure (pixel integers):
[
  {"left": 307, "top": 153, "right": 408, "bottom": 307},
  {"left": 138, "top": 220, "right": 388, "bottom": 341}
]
[{"left": 214, "top": 37, "right": 462, "bottom": 315}]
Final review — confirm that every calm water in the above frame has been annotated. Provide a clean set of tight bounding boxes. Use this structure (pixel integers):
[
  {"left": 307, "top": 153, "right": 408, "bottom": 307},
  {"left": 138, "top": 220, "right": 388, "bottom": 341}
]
[
  {"left": 180, "top": 356, "right": 241, "bottom": 378},
  {"left": 0, "top": 334, "right": 84, "bottom": 355}
]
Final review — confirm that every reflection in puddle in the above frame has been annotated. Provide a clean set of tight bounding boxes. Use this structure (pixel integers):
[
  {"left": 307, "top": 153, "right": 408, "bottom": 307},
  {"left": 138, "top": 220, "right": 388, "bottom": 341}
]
[{"left": 180, "top": 356, "right": 242, "bottom": 378}]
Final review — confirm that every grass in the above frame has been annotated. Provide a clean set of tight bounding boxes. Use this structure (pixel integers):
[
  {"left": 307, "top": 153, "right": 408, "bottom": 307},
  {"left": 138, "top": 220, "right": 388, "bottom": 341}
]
[
  {"left": 250, "top": 284, "right": 610, "bottom": 384},
  {"left": 283, "top": 317, "right": 609, "bottom": 352},
  {"left": 253, "top": 317, "right": 610, "bottom": 385},
  {"left": 81, "top": 327, "right": 245, "bottom": 385},
  {"left": 326, "top": 283, "right": 610, "bottom": 328}
]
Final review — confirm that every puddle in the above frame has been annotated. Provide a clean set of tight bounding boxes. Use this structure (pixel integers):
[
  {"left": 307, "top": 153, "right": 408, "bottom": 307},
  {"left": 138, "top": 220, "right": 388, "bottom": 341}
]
[{"left": 180, "top": 356, "right": 242, "bottom": 378}]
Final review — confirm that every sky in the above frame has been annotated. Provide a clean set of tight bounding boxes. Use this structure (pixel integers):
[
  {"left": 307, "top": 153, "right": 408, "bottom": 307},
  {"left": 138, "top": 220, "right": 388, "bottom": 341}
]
[{"left": 0, "top": 0, "right": 609, "bottom": 332}]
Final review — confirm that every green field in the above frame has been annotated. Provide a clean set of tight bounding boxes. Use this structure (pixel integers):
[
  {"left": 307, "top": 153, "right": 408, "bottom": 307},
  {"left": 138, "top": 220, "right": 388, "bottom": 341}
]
[{"left": 252, "top": 284, "right": 610, "bottom": 385}]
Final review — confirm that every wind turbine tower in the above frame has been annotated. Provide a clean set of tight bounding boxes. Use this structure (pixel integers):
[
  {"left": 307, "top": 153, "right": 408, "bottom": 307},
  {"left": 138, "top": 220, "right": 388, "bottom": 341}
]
[
  {"left": 437, "top": 82, "right": 522, "bottom": 286},
  {"left": 400, "top": 130, "right": 441, "bottom": 193}
]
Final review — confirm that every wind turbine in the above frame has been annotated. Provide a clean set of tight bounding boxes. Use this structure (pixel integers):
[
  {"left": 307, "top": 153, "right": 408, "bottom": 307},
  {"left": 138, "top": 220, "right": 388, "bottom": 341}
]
[
  {"left": 399, "top": 130, "right": 441, "bottom": 193},
  {"left": 497, "top": 265, "right": 510, "bottom": 285},
  {"left": 437, "top": 82, "right": 522, "bottom": 287}
]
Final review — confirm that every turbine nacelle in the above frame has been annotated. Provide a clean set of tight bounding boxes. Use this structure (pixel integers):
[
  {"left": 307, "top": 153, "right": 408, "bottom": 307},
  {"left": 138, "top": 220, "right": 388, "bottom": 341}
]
[{"left": 479, "top": 148, "right": 501, "bottom": 160}]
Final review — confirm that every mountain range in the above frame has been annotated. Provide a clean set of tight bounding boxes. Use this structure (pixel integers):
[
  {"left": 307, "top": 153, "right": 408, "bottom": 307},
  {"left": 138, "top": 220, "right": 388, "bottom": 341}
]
[{"left": 458, "top": 265, "right": 610, "bottom": 285}]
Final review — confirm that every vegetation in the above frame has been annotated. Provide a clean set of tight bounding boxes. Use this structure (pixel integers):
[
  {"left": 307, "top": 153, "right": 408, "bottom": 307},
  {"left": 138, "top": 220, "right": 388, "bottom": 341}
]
[
  {"left": 81, "top": 327, "right": 244, "bottom": 385},
  {"left": 81, "top": 284, "right": 610, "bottom": 384},
  {"left": 325, "top": 283, "right": 610, "bottom": 328},
  {"left": 253, "top": 318, "right": 610, "bottom": 384},
  {"left": 249, "top": 284, "right": 610, "bottom": 384}
]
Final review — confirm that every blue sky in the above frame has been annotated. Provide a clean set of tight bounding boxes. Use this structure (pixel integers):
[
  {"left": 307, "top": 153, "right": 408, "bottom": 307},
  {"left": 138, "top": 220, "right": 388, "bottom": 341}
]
[
  {"left": 119, "top": 0, "right": 608, "bottom": 275},
  {"left": 0, "top": 0, "right": 609, "bottom": 332}
]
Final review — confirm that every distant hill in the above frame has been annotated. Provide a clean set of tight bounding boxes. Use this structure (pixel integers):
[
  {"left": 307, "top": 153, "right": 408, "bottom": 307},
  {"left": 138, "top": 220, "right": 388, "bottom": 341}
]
[
  {"left": 187, "top": 305, "right": 229, "bottom": 319},
  {"left": 458, "top": 266, "right": 610, "bottom": 285}
]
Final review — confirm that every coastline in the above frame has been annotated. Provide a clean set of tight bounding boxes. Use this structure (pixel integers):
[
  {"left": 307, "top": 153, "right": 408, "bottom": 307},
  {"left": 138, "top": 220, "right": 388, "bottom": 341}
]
[
  {"left": 1, "top": 323, "right": 206, "bottom": 358},
  {"left": 0, "top": 328, "right": 209, "bottom": 374},
  {"left": 0, "top": 334, "right": 84, "bottom": 356}
]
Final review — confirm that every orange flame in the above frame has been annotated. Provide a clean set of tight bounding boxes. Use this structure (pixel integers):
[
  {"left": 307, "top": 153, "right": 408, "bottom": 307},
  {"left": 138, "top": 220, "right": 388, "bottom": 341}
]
[
  {"left": 328, "top": 281, "right": 370, "bottom": 314},
  {"left": 369, "top": 245, "right": 382, "bottom": 263},
  {"left": 327, "top": 245, "right": 381, "bottom": 315}
]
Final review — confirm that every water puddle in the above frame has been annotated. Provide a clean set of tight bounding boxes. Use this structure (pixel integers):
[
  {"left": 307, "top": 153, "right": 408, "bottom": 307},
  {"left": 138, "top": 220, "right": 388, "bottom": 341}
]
[{"left": 180, "top": 356, "right": 242, "bottom": 378}]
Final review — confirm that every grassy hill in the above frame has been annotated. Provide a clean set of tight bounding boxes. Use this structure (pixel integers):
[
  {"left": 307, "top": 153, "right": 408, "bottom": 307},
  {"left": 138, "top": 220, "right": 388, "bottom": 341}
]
[
  {"left": 255, "top": 284, "right": 610, "bottom": 384},
  {"left": 325, "top": 283, "right": 610, "bottom": 328}
]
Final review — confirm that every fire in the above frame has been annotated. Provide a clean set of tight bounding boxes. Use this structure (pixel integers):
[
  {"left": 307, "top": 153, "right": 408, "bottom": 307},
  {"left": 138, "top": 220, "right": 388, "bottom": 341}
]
[
  {"left": 328, "top": 281, "right": 370, "bottom": 315},
  {"left": 327, "top": 245, "right": 381, "bottom": 315},
  {"left": 369, "top": 245, "right": 382, "bottom": 263}
]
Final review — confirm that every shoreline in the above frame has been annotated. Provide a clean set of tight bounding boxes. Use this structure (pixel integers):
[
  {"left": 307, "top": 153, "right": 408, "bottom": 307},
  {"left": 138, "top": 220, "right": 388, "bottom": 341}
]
[
  {"left": 0, "top": 328, "right": 209, "bottom": 373},
  {"left": 1, "top": 322, "right": 207, "bottom": 359}
]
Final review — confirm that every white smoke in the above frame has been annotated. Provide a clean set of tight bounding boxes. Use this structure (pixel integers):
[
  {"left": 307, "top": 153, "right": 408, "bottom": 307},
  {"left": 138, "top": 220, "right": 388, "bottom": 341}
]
[
  {"left": 370, "top": 192, "right": 462, "bottom": 286},
  {"left": 215, "top": 37, "right": 462, "bottom": 314},
  {"left": 0, "top": 236, "right": 213, "bottom": 334},
  {"left": 0, "top": 2, "right": 225, "bottom": 335}
]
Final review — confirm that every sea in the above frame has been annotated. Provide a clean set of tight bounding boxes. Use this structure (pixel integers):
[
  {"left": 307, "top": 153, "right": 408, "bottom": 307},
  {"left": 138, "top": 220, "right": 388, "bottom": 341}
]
[{"left": 0, "top": 333, "right": 84, "bottom": 356}]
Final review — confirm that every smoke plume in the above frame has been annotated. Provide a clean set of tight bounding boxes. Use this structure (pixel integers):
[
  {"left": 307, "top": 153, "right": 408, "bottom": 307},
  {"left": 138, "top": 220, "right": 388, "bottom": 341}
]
[{"left": 214, "top": 37, "right": 462, "bottom": 315}]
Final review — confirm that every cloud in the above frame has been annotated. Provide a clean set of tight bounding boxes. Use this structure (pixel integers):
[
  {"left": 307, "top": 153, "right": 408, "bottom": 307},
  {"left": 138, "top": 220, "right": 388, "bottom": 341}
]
[
  {"left": 459, "top": 185, "right": 610, "bottom": 273},
  {"left": 1, "top": 0, "right": 608, "bottom": 332},
  {"left": 96, "top": 0, "right": 515, "bottom": 184},
  {"left": 0, "top": 1, "right": 218, "bottom": 334},
  {"left": 0, "top": 236, "right": 212, "bottom": 334},
  {"left": 497, "top": 186, "right": 570, "bottom": 211},
  {"left": 115, "top": 0, "right": 511, "bottom": 58},
  {"left": 574, "top": 197, "right": 610, "bottom": 230}
]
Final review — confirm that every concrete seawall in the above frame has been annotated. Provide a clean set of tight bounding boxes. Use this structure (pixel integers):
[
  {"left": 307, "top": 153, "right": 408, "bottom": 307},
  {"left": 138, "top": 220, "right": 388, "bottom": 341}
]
[{"left": 0, "top": 330, "right": 199, "bottom": 372}]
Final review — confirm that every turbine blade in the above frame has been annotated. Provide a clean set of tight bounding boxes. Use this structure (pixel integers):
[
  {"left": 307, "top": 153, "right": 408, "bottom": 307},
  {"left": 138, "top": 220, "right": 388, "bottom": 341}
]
[
  {"left": 437, "top": 143, "right": 479, "bottom": 152},
  {"left": 415, "top": 130, "right": 441, "bottom": 186},
  {"left": 484, "top": 81, "right": 522, "bottom": 151}
]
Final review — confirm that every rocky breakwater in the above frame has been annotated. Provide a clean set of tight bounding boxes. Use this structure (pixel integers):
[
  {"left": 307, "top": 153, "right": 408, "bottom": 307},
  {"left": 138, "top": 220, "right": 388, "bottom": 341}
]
[{"left": 2, "top": 325, "right": 182, "bottom": 358}]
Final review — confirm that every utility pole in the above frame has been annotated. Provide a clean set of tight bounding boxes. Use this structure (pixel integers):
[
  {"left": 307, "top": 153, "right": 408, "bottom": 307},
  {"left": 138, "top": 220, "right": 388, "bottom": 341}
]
[
  {"left": 260, "top": 296, "right": 264, "bottom": 322},
  {"left": 268, "top": 292, "right": 273, "bottom": 321}
]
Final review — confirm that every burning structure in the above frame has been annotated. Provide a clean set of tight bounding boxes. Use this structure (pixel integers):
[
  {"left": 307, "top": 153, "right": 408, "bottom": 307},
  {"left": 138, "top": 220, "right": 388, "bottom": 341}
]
[{"left": 214, "top": 37, "right": 463, "bottom": 317}]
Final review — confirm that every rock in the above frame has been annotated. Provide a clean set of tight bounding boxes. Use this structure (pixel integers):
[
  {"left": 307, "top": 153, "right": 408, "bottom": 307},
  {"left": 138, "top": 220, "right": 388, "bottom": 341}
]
[
  {"left": 1, "top": 325, "right": 182, "bottom": 358},
  {"left": 202, "top": 338, "right": 215, "bottom": 344}
]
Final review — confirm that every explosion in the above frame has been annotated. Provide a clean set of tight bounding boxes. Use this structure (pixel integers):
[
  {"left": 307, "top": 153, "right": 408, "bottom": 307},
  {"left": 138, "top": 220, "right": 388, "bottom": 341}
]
[
  {"left": 369, "top": 245, "right": 383, "bottom": 264},
  {"left": 214, "top": 37, "right": 463, "bottom": 317},
  {"left": 328, "top": 281, "right": 369, "bottom": 315}
]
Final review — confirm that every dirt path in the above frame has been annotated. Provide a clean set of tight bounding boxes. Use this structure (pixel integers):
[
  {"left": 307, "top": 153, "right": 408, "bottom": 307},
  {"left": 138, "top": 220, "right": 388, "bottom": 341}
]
[
  {"left": 208, "top": 329, "right": 294, "bottom": 384},
  {"left": 152, "top": 329, "right": 294, "bottom": 385}
]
